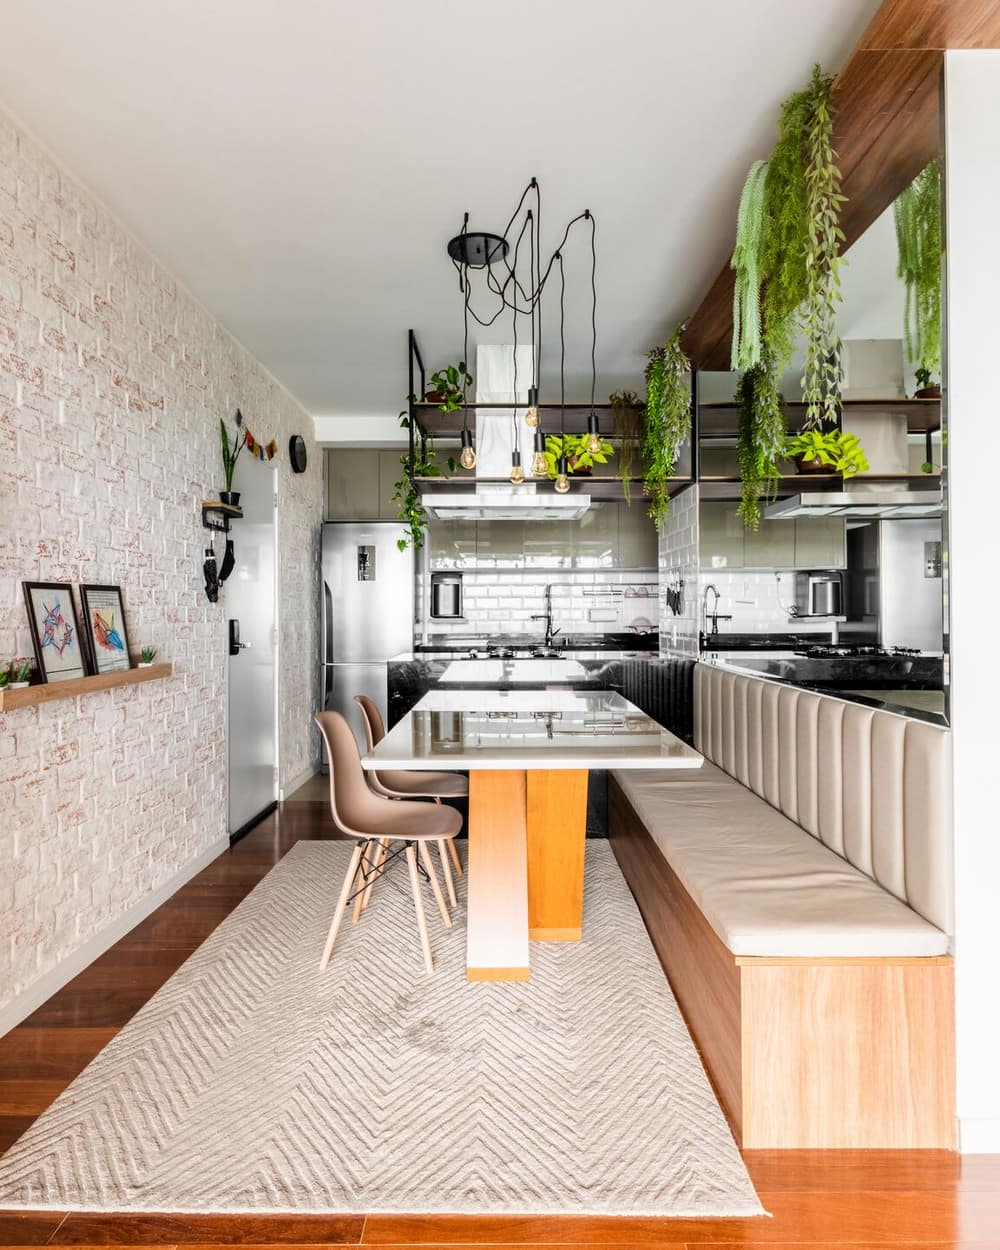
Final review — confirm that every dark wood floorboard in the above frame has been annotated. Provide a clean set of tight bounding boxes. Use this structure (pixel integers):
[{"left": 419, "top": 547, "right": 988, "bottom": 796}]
[{"left": 0, "top": 802, "right": 998, "bottom": 1247}]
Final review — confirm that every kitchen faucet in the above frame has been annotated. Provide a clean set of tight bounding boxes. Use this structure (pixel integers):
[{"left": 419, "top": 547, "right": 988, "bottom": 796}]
[
  {"left": 702, "top": 583, "right": 732, "bottom": 636},
  {"left": 531, "top": 583, "right": 560, "bottom": 650}
]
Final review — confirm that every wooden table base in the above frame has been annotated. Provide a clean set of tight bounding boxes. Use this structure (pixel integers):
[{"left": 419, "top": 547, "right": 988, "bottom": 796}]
[{"left": 466, "top": 769, "right": 588, "bottom": 981}]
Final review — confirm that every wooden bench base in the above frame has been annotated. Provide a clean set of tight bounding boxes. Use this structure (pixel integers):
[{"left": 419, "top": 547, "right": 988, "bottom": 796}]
[{"left": 608, "top": 777, "right": 956, "bottom": 1149}]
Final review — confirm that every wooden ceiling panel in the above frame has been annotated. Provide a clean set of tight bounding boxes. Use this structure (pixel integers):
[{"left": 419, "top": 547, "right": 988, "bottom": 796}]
[{"left": 858, "top": 0, "right": 1000, "bottom": 51}]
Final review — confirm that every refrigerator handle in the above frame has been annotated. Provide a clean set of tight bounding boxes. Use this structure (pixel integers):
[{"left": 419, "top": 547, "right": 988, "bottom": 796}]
[{"left": 323, "top": 581, "right": 335, "bottom": 704}]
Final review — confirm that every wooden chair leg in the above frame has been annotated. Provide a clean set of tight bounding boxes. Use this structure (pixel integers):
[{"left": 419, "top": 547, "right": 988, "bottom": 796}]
[
  {"left": 405, "top": 843, "right": 434, "bottom": 974},
  {"left": 432, "top": 797, "right": 464, "bottom": 877},
  {"left": 361, "top": 838, "right": 387, "bottom": 912},
  {"left": 438, "top": 838, "right": 457, "bottom": 908},
  {"left": 320, "top": 841, "right": 365, "bottom": 970},
  {"left": 419, "top": 841, "right": 452, "bottom": 928},
  {"left": 352, "top": 840, "right": 376, "bottom": 924}
]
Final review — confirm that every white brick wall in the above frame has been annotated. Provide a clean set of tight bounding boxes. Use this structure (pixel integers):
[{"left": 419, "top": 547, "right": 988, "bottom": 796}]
[
  {"left": 0, "top": 106, "right": 323, "bottom": 1016},
  {"left": 698, "top": 569, "right": 838, "bottom": 634}
]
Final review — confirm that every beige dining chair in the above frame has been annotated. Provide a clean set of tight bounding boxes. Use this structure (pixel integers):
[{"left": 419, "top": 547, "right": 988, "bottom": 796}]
[
  {"left": 354, "top": 694, "right": 467, "bottom": 908},
  {"left": 315, "top": 710, "right": 461, "bottom": 975}
]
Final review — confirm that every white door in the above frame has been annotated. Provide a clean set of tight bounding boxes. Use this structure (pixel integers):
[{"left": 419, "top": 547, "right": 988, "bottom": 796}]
[{"left": 227, "top": 456, "right": 278, "bottom": 836}]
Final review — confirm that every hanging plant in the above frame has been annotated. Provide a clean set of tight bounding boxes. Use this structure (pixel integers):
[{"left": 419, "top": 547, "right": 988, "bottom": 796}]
[
  {"left": 393, "top": 413, "right": 457, "bottom": 551},
  {"left": 643, "top": 326, "right": 691, "bottom": 529},
  {"left": 735, "top": 355, "right": 784, "bottom": 530},
  {"left": 798, "top": 65, "right": 845, "bottom": 429},
  {"left": 609, "top": 390, "right": 644, "bottom": 503},
  {"left": 730, "top": 160, "right": 769, "bottom": 370},
  {"left": 893, "top": 159, "right": 942, "bottom": 391}
]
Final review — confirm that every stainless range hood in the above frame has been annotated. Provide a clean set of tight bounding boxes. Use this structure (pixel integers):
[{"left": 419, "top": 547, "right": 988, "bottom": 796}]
[
  {"left": 764, "top": 489, "right": 942, "bottom": 520},
  {"left": 424, "top": 490, "right": 591, "bottom": 521}
]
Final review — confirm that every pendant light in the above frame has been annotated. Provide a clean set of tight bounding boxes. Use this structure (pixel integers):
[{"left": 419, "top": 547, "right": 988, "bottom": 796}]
[
  {"left": 554, "top": 251, "right": 571, "bottom": 495},
  {"left": 510, "top": 256, "right": 523, "bottom": 486},
  {"left": 532, "top": 428, "right": 548, "bottom": 477},
  {"left": 584, "top": 212, "right": 602, "bottom": 456},
  {"left": 458, "top": 252, "right": 477, "bottom": 469}
]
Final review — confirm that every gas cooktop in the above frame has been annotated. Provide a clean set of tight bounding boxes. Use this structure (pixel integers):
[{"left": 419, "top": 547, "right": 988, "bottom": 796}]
[{"left": 794, "top": 644, "right": 925, "bottom": 659}]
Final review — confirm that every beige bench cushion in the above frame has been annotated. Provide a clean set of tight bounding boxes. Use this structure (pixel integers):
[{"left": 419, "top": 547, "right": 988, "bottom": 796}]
[{"left": 613, "top": 764, "right": 950, "bottom": 958}]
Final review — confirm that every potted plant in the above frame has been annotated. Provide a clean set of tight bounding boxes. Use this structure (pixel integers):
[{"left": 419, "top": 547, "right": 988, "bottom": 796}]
[
  {"left": 913, "top": 366, "right": 941, "bottom": 401},
  {"left": 542, "top": 432, "right": 614, "bottom": 478},
  {"left": 784, "top": 428, "right": 869, "bottom": 478},
  {"left": 426, "top": 363, "right": 473, "bottom": 410},
  {"left": 643, "top": 327, "right": 691, "bottom": 527},
  {"left": 894, "top": 160, "right": 941, "bottom": 399},
  {"left": 219, "top": 410, "right": 246, "bottom": 506},
  {"left": 138, "top": 647, "right": 157, "bottom": 669},
  {"left": 6, "top": 658, "right": 31, "bottom": 688}
]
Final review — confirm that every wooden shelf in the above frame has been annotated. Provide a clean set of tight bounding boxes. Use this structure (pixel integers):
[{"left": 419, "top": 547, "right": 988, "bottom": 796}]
[
  {"left": 698, "top": 399, "right": 941, "bottom": 437},
  {"left": 0, "top": 663, "right": 172, "bottom": 711}
]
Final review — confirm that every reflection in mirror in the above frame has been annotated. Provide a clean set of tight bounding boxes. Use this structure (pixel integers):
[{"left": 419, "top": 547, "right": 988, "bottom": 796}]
[{"left": 693, "top": 159, "right": 947, "bottom": 726}]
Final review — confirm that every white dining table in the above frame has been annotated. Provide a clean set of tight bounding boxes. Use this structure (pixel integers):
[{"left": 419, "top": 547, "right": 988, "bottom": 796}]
[{"left": 362, "top": 688, "right": 703, "bottom": 982}]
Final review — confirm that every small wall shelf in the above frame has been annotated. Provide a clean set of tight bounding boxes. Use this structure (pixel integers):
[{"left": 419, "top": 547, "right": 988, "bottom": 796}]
[
  {"left": 202, "top": 502, "right": 243, "bottom": 533},
  {"left": 0, "top": 663, "right": 172, "bottom": 711}
]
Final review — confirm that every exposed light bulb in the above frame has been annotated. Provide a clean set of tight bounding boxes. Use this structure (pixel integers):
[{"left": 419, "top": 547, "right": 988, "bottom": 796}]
[
  {"left": 554, "top": 454, "right": 570, "bottom": 493},
  {"left": 531, "top": 427, "right": 547, "bottom": 477},
  {"left": 459, "top": 428, "right": 477, "bottom": 470},
  {"left": 586, "top": 412, "right": 602, "bottom": 456},
  {"left": 509, "top": 451, "right": 525, "bottom": 485},
  {"left": 524, "top": 386, "right": 539, "bottom": 428}
]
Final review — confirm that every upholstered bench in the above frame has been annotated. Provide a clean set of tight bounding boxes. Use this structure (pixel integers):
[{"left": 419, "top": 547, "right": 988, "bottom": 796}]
[{"left": 609, "top": 661, "right": 955, "bottom": 1150}]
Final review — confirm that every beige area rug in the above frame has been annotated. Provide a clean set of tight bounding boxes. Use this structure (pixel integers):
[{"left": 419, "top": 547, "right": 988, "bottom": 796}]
[{"left": 0, "top": 841, "right": 764, "bottom": 1217}]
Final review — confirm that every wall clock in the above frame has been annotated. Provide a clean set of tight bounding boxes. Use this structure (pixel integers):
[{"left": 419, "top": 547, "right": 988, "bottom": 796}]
[{"left": 288, "top": 434, "right": 308, "bottom": 474}]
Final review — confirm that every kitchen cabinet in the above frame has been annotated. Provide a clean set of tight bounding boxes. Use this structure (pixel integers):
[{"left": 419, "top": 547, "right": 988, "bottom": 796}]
[
  {"left": 700, "top": 502, "right": 845, "bottom": 569},
  {"left": 325, "top": 448, "right": 402, "bottom": 520},
  {"left": 794, "top": 516, "right": 846, "bottom": 569},
  {"left": 618, "top": 501, "right": 658, "bottom": 568},
  {"left": 700, "top": 502, "right": 745, "bottom": 569}
]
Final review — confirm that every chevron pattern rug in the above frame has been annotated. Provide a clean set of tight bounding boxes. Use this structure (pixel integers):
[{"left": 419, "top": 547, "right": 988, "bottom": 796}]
[{"left": 0, "top": 840, "right": 763, "bottom": 1217}]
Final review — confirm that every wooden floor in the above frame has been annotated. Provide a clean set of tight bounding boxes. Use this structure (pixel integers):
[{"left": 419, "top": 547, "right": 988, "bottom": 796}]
[{"left": 1, "top": 800, "right": 999, "bottom": 1248}]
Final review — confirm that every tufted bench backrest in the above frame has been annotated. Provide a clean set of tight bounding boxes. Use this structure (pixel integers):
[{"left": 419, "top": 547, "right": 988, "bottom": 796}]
[{"left": 693, "top": 662, "right": 954, "bottom": 935}]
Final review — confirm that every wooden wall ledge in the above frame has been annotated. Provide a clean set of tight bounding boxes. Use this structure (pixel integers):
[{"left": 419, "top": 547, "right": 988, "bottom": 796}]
[{"left": 0, "top": 663, "right": 172, "bottom": 711}]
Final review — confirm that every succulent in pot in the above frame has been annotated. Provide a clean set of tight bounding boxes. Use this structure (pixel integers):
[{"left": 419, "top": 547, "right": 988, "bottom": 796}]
[
  {"left": 913, "top": 366, "right": 941, "bottom": 400},
  {"left": 138, "top": 647, "right": 158, "bottom": 668},
  {"left": 6, "top": 657, "right": 31, "bottom": 688},
  {"left": 784, "top": 428, "right": 869, "bottom": 479}
]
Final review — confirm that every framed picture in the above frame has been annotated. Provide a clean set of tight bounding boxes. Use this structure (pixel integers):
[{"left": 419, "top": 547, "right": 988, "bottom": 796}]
[
  {"left": 79, "top": 584, "right": 132, "bottom": 675},
  {"left": 22, "top": 582, "right": 87, "bottom": 683}
]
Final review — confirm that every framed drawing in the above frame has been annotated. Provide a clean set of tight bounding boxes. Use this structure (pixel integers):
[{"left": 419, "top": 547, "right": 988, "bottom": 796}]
[
  {"left": 22, "top": 582, "right": 87, "bottom": 683},
  {"left": 79, "top": 584, "right": 132, "bottom": 675}
]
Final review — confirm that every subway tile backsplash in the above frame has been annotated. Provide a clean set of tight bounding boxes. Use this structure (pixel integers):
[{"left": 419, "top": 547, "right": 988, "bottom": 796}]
[
  {"left": 420, "top": 507, "right": 658, "bottom": 640},
  {"left": 699, "top": 570, "right": 839, "bottom": 634}
]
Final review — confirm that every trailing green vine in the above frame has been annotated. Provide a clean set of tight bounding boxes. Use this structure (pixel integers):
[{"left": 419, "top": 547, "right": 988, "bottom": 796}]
[
  {"left": 609, "top": 390, "right": 643, "bottom": 503},
  {"left": 643, "top": 326, "right": 691, "bottom": 528},
  {"left": 735, "top": 354, "right": 783, "bottom": 530},
  {"left": 731, "top": 160, "right": 768, "bottom": 370},
  {"left": 893, "top": 159, "right": 941, "bottom": 384},
  {"left": 799, "top": 64, "right": 845, "bottom": 429},
  {"left": 393, "top": 414, "right": 456, "bottom": 551}
]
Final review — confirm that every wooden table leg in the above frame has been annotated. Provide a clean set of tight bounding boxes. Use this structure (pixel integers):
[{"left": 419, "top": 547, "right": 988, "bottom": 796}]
[
  {"left": 466, "top": 770, "right": 530, "bottom": 981},
  {"left": 527, "top": 769, "right": 588, "bottom": 941}
]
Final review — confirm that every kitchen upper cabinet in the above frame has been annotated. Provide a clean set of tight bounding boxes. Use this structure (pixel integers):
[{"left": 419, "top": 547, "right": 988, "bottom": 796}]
[
  {"left": 794, "top": 516, "right": 846, "bottom": 569},
  {"left": 325, "top": 448, "right": 400, "bottom": 520},
  {"left": 700, "top": 502, "right": 745, "bottom": 569},
  {"left": 573, "top": 504, "right": 618, "bottom": 568},
  {"left": 618, "top": 501, "right": 658, "bottom": 568},
  {"left": 700, "top": 502, "right": 846, "bottom": 569}
]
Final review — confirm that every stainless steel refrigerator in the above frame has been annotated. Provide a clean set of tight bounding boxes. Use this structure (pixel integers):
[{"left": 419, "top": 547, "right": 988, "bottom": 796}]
[{"left": 321, "top": 522, "right": 414, "bottom": 750}]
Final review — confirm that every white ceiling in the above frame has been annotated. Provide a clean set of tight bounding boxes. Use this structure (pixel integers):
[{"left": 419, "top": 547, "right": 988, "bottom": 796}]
[{"left": 0, "top": 0, "right": 882, "bottom": 422}]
